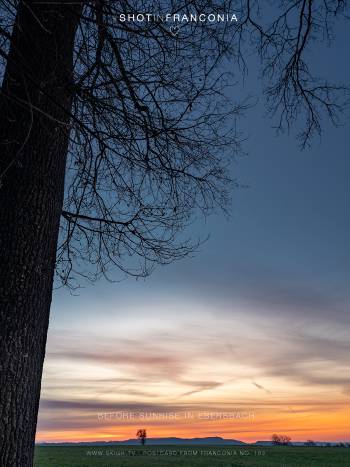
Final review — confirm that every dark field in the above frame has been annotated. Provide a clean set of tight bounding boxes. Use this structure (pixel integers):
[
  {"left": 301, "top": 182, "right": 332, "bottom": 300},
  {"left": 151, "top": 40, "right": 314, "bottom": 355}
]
[{"left": 34, "top": 445, "right": 350, "bottom": 466}]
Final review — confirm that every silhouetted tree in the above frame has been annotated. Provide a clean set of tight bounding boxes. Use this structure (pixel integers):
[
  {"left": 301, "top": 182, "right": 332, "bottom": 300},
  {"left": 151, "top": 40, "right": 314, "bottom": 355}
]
[
  {"left": 137, "top": 429, "right": 147, "bottom": 446},
  {"left": 272, "top": 434, "right": 292, "bottom": 446},
  {"left": 0, "top": 1, "right": 348, "bottom": 465}
]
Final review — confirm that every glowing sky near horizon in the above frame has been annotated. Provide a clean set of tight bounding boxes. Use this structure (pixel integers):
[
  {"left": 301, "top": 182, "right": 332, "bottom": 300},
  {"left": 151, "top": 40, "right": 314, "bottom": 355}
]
[{"left": 37, "top": 287, "right": 350, "bottom": 442}]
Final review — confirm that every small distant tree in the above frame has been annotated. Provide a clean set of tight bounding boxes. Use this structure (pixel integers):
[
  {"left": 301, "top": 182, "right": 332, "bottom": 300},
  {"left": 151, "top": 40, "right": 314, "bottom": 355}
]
[
  {"left": 272, "top": 434, "right": 291, "bottom": 446},
  {"left": 137, "top": 429, "right": 147, "bottom": 446},
  {"left": 280, "top": 435, "right": 292, "bottom": 446}
]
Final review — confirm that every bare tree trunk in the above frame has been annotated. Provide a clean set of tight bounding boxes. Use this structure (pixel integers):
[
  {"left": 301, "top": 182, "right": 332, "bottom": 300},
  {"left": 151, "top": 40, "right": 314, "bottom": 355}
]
[{"left": 0, "top": 2, "right": 81, "bottom": 465}]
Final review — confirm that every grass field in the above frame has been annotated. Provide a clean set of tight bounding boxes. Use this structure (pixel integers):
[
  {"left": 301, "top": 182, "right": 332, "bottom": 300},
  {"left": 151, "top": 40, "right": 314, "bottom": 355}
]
[{"left": 34, "top": 445, "right": 350, "bottom": 466}]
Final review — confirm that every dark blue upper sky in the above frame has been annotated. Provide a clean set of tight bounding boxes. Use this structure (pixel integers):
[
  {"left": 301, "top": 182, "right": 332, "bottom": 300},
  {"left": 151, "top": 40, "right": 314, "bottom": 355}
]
[{"left": 52, "top": 18, "right": 350, "bottom": 315}]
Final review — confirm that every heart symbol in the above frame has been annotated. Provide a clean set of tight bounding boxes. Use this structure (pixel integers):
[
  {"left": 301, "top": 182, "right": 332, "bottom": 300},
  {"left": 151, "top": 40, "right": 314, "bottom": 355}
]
[{"left": 170, "top": 25, "right": 180, "bottom": 36}]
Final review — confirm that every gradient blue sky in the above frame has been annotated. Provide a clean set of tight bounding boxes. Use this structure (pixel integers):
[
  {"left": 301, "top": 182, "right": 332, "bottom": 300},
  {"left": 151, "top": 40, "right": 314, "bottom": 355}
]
[{"left": 37, "top": 19, "right": 350, "bottom": 443}]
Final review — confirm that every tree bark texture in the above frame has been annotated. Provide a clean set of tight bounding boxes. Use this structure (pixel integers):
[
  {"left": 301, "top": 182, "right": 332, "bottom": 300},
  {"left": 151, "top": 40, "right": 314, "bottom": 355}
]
[{"left": 0, "top": 2, "right": 81, "bottom": 465}]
